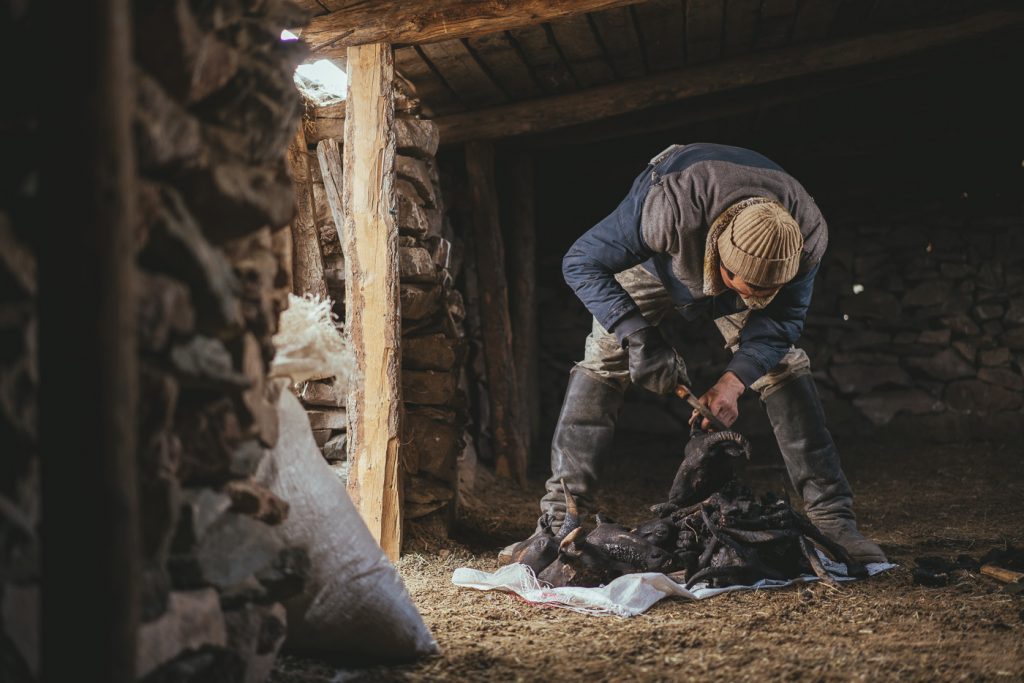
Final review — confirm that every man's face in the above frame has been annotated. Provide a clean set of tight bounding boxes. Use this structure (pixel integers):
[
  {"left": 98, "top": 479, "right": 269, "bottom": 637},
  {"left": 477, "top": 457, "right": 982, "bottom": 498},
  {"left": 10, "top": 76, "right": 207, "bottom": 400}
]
[{"left": 719, "top": 264, "right": 780, "bottom": 298}]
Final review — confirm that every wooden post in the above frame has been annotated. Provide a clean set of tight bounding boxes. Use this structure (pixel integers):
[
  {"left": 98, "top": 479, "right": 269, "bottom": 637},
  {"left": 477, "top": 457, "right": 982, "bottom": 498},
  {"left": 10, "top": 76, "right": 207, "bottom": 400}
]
[
  {"left": 323, "top": 42, "right": 403, "bottom": 560},
  {"left": 286, "top": 126, "right": 329, "bottom": 299},
  {"left": 504, "top": 152, "right": 539, "bottom": 461},
  {"left": 38, "top": 0, "right": 139, "bottom": 679},
  {"left": 465, "top": 141, "right": 528, "bottom": 487}
]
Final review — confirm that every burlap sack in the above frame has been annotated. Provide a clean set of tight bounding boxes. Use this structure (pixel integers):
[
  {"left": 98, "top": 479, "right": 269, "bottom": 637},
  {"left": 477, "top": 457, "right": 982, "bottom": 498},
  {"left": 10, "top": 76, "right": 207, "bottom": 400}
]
[{"left": 258, "top": 391, "right": 437, "bottom": 661}]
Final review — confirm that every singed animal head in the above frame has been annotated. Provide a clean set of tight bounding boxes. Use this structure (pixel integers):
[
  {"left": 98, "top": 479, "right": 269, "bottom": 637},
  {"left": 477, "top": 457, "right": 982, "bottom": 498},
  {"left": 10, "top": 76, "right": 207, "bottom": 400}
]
[
  {"left": 633, "top": 518, "right": 677, "bottom": 549},
  {"left": 668, "top": 427, "right": 752, "bottom": 506}
]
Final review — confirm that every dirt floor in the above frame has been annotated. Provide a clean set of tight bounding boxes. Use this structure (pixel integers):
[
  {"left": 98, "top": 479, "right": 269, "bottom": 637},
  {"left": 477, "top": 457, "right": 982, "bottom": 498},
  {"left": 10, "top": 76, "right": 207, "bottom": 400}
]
[{"left": 272, "top": 431, "right": 1024, "bottom": 682}]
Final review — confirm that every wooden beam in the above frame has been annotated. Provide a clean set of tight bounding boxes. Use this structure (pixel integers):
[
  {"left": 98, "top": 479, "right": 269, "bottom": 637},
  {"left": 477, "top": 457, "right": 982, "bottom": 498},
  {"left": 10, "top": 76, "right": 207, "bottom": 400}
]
[
  {"left": 517, "top": 54, "right": 927, "bottom": 148},
  {"left": 685, "top": 0, "right": 725, "bottom": 64},
  {"left": 631, "top": 0, "right": 685, "bottom": 70},
  {"left": 322, "top": 43, "right": 403, "bottom": 560},
  {"left": 434, "top": 7, "right": 1024, "bottom": 143},
  {"left": 791, "top": 0, "right": 843, "bottom": 43},
  {"left": 303, "top": 101, "right": 346, "bottom": 145},
  {"left": 301, "top": 0, "right": 649, "bottom": 55},
  {"left": 465, "top": 141, "right": 528, "bottom": 487},
  {"left": 506, "top": 24, "right": 579, "bottom": 94},
  {"left": 589, "top": 6, "right": 647, "bottom": 78},
  {"left": 418, "top": 38, "right": 508, "bottom": 108},
  {"left": 39, "top": 0, "right": 139, "bottom": 679},
  {"left": 286, "top": 127, "right": 329, "bottom": 298},
  {"left": 503, "top": 152, "right": 540, "bottom": 458},
  {"left": 395, "top": 46, "right": 463, "bottom": 114},
  {"left": 465, "top": 31, "right": 547, "bottom": 100},
  {"left": 723, "top": 0, "right": 760, "bottom": 57}
]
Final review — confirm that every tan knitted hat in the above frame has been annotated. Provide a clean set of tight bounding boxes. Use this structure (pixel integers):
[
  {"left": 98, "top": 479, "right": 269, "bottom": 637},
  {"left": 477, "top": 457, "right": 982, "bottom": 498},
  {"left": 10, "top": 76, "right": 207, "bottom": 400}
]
[{"left": 718, "top": 201, "right": 803, "bottom": 288}]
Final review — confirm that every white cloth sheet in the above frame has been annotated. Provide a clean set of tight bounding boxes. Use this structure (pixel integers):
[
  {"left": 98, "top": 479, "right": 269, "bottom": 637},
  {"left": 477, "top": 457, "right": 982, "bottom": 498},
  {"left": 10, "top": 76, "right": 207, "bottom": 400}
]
[{"left": 452, "top": 553, "right": 895, "bottom": 617}]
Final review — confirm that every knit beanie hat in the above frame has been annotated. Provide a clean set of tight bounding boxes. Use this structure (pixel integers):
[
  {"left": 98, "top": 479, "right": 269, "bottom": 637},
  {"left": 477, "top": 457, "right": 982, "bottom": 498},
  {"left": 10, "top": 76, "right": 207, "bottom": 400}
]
[{"left": 718, "top": 201, "right": 803, "bottom": 288}]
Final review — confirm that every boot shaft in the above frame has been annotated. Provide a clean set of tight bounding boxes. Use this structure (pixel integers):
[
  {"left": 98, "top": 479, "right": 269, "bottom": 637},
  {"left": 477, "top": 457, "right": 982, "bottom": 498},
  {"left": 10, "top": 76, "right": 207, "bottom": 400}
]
[
  {"left": 763, "top": 373, "right": 853, "bottom": 517},
  {"left": 539, "top": 366, "right": 624, "bottom": 527}
]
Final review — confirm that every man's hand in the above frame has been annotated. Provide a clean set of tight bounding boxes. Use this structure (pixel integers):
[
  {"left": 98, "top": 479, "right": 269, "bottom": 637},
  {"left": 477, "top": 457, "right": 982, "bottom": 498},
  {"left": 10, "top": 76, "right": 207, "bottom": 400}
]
[
  {"left": 623, "top": 326, "right": 683, "bottom": 395},
  {"left": 694, "top": 372, "right": 745, "bottom": 430}
]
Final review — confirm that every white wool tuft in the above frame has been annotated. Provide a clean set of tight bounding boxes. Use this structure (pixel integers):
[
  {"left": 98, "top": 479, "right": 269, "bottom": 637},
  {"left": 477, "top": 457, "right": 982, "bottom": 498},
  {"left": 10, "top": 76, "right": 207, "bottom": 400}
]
[{"left": 270, "top": 294, "right": 356, "bottom": 400}]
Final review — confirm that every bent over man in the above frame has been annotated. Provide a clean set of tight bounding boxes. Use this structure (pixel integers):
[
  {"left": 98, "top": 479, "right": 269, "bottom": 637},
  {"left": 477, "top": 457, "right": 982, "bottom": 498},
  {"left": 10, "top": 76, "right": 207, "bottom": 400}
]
[{"left": 539, "top": 142, "right": 885, "bottom": 564}]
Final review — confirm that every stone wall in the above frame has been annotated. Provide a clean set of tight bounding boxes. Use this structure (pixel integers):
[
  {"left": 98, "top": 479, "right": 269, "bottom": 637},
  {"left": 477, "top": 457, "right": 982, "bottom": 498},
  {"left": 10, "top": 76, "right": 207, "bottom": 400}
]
[
  {"left": 801, "top": 197, "right": 1023, "bottom": 439},
  {"left": 394, "top": 120, "right": 469, "bottom": 523},
  {"left": 133, "top": 1, "right": 310, "bottom": 679},
  {"left": 1, "top": 1, "right": 315, "bottom": 680}
]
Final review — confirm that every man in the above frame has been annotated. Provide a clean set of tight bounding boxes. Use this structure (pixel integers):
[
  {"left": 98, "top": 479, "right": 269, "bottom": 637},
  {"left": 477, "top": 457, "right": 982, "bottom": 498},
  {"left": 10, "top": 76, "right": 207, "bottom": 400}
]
[{"left": 538, "top": 142, "right": 886, "bottom": 564}]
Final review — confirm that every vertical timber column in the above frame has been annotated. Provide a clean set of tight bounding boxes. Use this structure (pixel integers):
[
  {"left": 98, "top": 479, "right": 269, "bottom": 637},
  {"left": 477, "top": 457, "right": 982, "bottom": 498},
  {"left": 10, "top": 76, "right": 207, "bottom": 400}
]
[
  {"left": 505, "top": 152, "right": 540, "bottom": 459},
  {"left": 340, "top": 42, "right": 403, "bottom": 560},
  {"left": 39, "top": 0, "right": 139, "bottom": 679},
  {"left": 466, "top": 141, "right": 528, "bottom": 487},
  {"left": 287, "top": 126, "right": 329, "bottom": 298}
]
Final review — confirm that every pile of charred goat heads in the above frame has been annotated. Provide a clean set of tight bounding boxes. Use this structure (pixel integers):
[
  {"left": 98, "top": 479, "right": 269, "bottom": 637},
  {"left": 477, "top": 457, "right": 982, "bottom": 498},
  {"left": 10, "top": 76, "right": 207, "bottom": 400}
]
[{"left": 504, "top": 427, "right": 867, "bottom": 589}]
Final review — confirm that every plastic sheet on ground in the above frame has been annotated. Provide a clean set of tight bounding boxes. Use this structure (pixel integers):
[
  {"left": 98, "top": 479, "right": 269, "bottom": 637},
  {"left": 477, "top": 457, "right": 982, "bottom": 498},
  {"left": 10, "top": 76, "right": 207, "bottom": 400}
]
[{"left": 452, "top": 554, "right": 896, "bottom": 617}]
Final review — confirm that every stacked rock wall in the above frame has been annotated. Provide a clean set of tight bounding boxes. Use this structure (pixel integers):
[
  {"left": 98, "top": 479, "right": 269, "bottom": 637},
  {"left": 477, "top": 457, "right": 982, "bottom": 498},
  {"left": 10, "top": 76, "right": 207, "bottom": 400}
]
[
  {"left": 394, "top": 119, "right": 469, "bottom": 522},
  {"left": 800, "top": 198, "right": 1024, "bottom": 439},
  {"left": 1, "top": 1, "right": 315, "bottom": 681},
  {"left": 132, "top": 1, "right": 311, "bottom": 679}
]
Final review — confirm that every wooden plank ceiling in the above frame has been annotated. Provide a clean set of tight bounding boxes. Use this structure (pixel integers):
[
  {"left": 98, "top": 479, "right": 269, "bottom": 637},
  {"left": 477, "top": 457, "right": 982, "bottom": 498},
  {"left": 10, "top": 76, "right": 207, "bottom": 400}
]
[{"left": 294, "top": 0, "right": 1011, "bottom": 120}]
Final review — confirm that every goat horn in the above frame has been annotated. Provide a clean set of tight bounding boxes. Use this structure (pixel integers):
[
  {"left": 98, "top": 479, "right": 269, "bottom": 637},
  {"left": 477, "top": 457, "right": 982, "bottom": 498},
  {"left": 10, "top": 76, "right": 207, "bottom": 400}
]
[
  {"left": 704, "top": 430, "right": 753, "bottom": 460},
  {"left": 559, "top": 526, "right": 583, "bottom": 552},
  {"left": 560, "top": 478, "right": 578, "bottom": 517},
  {"left": 554, "top": 479, "right": 582, "bottom": 542}
]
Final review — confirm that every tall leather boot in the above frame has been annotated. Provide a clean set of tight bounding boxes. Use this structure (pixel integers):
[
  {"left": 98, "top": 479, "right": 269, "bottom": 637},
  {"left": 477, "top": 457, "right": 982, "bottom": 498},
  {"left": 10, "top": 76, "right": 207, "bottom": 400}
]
[
  {"left": 538, "top": 365, "right": 625, "bottom": 533},
  {"left": 764, "top": 373, "right": 887, "bottom": 564}
]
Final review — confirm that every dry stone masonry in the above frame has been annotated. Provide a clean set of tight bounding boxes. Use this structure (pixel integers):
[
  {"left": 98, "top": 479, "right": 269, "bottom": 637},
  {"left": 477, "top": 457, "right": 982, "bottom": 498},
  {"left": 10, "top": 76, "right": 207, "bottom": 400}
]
[
  {"left": 3, "top": 1, "right": 313, "bottom": 679},
  {"left": 108, "top": 1, "right": 308, "bottom": 680},
  {"left": 394, "top": 115, "right": 469, "bottom": 522},
  {"left": 132, "top": 0, "right": 313, "bottom": 679},
  {"left": 803, "top": 199, "right": 1024, "bottom": 438}
]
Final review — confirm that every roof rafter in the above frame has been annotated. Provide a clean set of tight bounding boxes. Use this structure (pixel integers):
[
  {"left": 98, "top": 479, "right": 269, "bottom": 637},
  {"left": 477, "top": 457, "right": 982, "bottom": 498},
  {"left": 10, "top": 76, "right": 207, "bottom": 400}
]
[
  {"left": 301, "top": 0, "right": 650, "bottom": 56},
  {"left": 432, "top": 7, "right": 1024, "bottom": 144}
]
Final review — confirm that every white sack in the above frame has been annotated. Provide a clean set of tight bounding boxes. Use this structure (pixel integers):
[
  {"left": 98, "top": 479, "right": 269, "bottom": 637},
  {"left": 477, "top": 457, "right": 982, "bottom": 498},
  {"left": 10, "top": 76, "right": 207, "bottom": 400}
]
[{"left": 259, "top": 391, "right": 437, "bottom": 660}]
